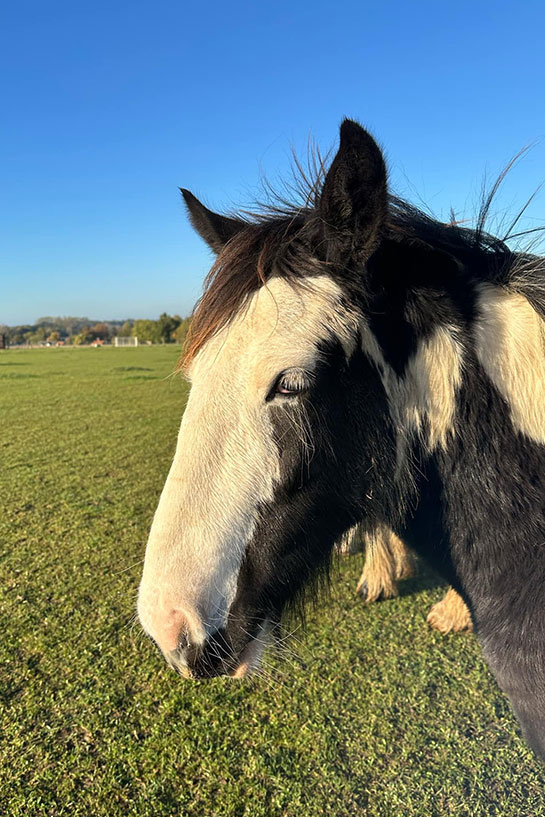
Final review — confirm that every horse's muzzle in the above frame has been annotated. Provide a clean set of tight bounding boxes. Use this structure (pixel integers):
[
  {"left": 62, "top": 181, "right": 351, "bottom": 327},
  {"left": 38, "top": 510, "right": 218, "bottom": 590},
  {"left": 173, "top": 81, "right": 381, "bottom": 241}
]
[
  {"left": 166, "top": 623, "right": 268, "bottom": 679},
  {"left": 167, "top": 628, "right": 239, "bottom": 679}
]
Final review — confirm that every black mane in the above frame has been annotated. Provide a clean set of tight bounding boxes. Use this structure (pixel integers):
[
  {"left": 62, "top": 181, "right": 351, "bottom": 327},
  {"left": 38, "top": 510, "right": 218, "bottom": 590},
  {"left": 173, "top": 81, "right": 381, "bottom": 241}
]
[{"left": 182, "top": 185, "right": 544, "bottom": 368}]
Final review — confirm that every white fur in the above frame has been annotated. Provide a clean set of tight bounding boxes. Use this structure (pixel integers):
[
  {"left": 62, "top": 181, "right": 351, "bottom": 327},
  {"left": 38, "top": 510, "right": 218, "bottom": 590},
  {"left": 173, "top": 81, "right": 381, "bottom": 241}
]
[
  {"left": 475, "top": 284, "right": 545, "bottom": 444},
  {"left": 360, "top": 321, "right": 463, "bottom": 470}
]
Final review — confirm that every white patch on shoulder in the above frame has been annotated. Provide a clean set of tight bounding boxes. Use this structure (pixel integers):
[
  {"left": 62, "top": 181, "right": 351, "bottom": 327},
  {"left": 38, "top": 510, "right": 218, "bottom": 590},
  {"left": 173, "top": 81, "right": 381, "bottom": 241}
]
[
  {"left": 474, "top": 284, "right": 545, "bottom": 444},
  {"left": 361, "top": 321, "right": 463, "bottom": 466}
]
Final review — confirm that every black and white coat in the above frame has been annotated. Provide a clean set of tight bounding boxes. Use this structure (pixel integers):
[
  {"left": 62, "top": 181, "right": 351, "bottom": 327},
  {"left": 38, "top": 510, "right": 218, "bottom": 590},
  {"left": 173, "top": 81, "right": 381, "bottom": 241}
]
[{"left": 138, "top": 120, "right": 545, "bottom": 760}]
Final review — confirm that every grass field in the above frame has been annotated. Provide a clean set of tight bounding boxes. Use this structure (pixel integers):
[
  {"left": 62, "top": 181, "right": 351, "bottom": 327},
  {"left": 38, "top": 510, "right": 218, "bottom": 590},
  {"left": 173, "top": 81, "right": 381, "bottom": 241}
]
[{"left": 2, "top": 346, "right": 545, "bottom": 816}]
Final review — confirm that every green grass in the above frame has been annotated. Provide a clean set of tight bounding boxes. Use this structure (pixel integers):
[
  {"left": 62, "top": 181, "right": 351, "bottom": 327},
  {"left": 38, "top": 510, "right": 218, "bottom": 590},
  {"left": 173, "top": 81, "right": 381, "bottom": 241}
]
[{"left": 1, "top": 346, "right": 544, "bottom": 816}]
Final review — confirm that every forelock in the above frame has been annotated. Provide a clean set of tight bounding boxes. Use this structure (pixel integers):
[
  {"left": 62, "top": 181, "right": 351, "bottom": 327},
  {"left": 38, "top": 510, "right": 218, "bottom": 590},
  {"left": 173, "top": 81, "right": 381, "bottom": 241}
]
[{"left": 179, "top": 215, "right": 328, "bottom": 371}]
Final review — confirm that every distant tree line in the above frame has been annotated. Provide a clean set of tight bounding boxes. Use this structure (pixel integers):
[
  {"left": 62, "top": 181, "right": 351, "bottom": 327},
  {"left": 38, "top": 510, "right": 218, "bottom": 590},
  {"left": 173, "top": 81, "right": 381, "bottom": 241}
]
[{"left": 0, "top": 313, "right": 191, "bottom": 347}]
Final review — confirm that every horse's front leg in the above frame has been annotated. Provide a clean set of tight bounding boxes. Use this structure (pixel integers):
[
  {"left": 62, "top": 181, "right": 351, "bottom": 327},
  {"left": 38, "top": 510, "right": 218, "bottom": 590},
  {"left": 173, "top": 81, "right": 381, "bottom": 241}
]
[
  {"left": 479, "top": 623, "right": 545, "bottom": 761},
  {"left": 427, "top": 587, "right": 473, "bottom": 634},
  {"left": 353, "top": 525, "right": 415, "bottom": 602}
]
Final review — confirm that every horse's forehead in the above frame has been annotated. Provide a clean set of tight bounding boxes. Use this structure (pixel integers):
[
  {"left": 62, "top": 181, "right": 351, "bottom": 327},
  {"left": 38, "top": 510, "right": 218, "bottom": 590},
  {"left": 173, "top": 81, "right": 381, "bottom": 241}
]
[
  {"left": 190, "top": 275, "right": 358, "bottom": 380},
  {"left": 249, "top": 275, "right": 343, "bottom": 334}
]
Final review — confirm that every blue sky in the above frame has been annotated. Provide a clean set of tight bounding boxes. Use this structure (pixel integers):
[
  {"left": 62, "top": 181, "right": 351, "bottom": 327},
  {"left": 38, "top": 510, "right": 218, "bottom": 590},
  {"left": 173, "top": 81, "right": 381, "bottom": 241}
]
[{"left": 2, "top": 0, "right": 545, "bottom": 325}]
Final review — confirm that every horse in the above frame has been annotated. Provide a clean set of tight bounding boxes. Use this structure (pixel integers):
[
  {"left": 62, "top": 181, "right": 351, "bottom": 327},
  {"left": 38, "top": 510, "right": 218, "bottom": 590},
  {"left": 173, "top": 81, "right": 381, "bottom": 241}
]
[{"left": 138, "top": 120, "right": 545, "bottom": 759}]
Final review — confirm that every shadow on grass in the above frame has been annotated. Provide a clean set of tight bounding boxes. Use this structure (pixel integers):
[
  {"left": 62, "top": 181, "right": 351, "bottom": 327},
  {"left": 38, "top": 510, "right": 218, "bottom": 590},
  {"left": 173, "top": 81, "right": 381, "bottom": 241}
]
[
  {"left": 396, "top": 562, "right": 448, "bottom": 599},
  {"left": 0, "top": 372, "right": 39, "bottom": 379},
  {"left": 113, "top": 366, "right": 153, "bottom": 372}
]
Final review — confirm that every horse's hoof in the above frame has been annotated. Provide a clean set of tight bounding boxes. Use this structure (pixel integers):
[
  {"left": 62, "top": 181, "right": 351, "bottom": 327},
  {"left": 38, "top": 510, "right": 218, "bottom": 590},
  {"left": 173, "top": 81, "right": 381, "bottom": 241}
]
[
  {"left": 356, "top": 579, "right": 387, "bottom": 603},
  {"left": 427, "top": 589, "right": 473, "bottom": 634},
  {"left": 356, "top": 579, "right": 369, "bottom": 600}
]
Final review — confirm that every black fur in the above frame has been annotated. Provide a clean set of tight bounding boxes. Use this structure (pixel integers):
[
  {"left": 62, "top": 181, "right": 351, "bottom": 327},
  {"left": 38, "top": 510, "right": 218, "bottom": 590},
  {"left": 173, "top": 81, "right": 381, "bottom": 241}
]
[{"left": 181, "top": 188, "right": 245, "bottom": 253}]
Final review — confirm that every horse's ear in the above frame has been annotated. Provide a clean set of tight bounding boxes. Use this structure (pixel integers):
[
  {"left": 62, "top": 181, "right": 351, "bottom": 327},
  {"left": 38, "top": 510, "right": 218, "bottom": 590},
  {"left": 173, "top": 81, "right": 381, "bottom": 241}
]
[
  {"left": 181, "top": 189, "right": 246, "bottom": 254},
  {"left": 318, "top": 120, "right": 387, "bottom": 263}
]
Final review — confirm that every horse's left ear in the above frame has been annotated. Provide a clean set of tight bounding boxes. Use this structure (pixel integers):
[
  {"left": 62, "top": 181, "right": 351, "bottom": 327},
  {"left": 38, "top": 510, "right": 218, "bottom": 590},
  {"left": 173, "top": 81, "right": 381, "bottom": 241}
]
[
  {"left": 181, "top": 189, "right": 246, "bottom": 254},
  {"left": 319, "top": 120, "right": 387, "bottom": 263}
]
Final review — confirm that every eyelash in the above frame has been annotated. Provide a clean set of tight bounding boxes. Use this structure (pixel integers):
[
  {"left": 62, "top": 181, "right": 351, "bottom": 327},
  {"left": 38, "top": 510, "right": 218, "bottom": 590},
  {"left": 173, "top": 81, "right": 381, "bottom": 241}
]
[{"left": 267, "top": 371, "right": 309, "bottom": 401}]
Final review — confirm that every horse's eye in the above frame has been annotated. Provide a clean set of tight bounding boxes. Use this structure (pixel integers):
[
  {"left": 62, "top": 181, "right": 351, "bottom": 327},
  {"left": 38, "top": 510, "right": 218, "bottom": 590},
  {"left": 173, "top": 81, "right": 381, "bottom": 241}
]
[{"left": 269, "top": 371, "right": 308, "bottom": 400}]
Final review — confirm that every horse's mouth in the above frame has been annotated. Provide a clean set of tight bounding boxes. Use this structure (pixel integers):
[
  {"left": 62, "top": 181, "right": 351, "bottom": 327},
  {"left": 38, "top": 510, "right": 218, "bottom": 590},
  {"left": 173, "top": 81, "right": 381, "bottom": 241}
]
[{"left": 166, "top": 621, "right": 270, "bottom": 680}]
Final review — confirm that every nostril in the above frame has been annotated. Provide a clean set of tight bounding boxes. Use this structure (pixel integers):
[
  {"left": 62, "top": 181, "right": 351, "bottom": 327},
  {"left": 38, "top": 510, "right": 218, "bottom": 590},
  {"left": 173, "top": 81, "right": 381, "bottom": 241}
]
[
  {"left": 140, "top": 604, "right": 205, "bottom": 655},
  {"left": 137, "top": 589, "right": 208, "bottom": 659}
]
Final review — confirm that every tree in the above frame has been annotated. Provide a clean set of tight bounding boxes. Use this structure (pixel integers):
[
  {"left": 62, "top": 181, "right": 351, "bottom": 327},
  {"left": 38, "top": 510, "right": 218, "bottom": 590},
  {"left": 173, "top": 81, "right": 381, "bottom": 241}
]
[
  {"left": 7, "top": 325, "right": 33, "bottom": 345},
  {"left": 89, "top": 322, "right": 110, "bottom": 340},
  {"left": 172, "top": 317, "right": 191, "bottom": 346},
  {"left": 117, "top": 320, "right": 134, "bottom": 337},
  {"left": 132, "top": 319, "right": 161, "bottom": 344},
  {"left": 47, "top": 331, "right": 61, "bottom": 343},
  {"left": 26, "top": 327, "right": 47, "bottom": 344},
  {"left": 157, "top": 313, "right": 181, "bottom": 344},
  {"left": 73, "top": 328, "right": 93, "bottom": 346}
]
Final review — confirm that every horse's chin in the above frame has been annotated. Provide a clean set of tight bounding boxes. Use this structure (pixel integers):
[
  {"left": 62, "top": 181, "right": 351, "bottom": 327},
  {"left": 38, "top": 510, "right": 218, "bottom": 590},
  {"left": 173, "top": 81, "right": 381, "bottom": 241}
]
[
  {"left": 229, "top": 625, "right": 270, "bottom": 678},
  {"left": 231, "top": 663, "right": 250, "bottom": 678}
]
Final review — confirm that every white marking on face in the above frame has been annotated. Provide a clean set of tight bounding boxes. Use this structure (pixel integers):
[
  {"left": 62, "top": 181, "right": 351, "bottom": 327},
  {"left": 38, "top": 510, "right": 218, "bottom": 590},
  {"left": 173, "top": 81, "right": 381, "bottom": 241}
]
[
  {"left": 474, "top": 284, "right": 545, "bottom": 444},
  {"left": 137, "top": 275, "right": 359, "bottom": 656}
]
